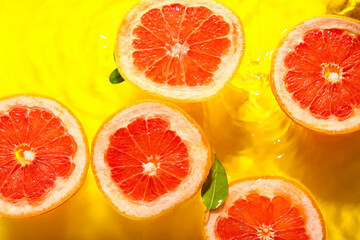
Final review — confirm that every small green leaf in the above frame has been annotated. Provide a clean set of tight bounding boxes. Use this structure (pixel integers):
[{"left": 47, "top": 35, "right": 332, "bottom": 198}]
[
  {"left": 201, "top": 154, "right": 228, "bottom": 211},
  {"left": 109, "top": 69, "right": 124, "bottom": 84}
]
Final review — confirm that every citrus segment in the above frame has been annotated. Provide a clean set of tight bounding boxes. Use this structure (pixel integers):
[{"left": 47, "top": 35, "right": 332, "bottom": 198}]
[
  {"left": 105, "top": 117, "right": 190, "bottom": 202},
  {"left": 0, "top": 106, "right": 75, "bottom": 202},
  {"left": 271, "top": 16, "right": 360, "bottom": 133},
  {"left": 284, "top": 28, "right": 360, "bottom": 119},
  {"left": 0, "top": 95, "right": 89, "bottom": 217},
  {"left": 133, "top": 6, "right": 229, "bottom": 86},
  {"left": 91, "top": 100, "right": 211, "bottom": 219},
  {"left": 132, "top": 4, "right": 231, "bottom": 86},
  {"left": 203, "top": 176, "right": 325, "bottom": 240},
  {"left": 216, "top": 194, "right": 308, "bottom": 240},
  {"left": 115, "top": 0, "right": 245, "bottom": 101}
]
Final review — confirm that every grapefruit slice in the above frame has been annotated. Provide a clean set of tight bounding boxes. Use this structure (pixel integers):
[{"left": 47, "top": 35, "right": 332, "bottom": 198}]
[
  {"left": 0, "top": 94, "right": 89, "bottom": 217},
  {"left": 203, "top": 176, "right": 326, "bottom": 240},
  {"left": 91, "top": 100, "right": 211, "bottom": 219},
  {"left": 271, "top": 16, "right": 360, "bottom": 134},
  {"left": 115, "top": 0, "right": 245, "bottom": 102}
]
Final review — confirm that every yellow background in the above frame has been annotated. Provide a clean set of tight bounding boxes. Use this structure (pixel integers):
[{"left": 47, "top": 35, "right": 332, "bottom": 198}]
[{"left": 0, "top": 0, "right": 359, "bottom": 239}]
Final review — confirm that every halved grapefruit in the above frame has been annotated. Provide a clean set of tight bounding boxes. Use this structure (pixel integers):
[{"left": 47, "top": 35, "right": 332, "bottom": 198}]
[
  {"left": 91, "top": 100, "right": 211, "bottom": 219},
  {"left": 271, "top": 16, "right": 360, "bottom": 134},
  {"left": 114, "top": 0, "right": 245, "bottom": 102},
  {"left": 0, "top": 94, "right": 89, "bottom": 217},
  {"left": 203, "top": 176, "right": 326, "bottom": 240}
]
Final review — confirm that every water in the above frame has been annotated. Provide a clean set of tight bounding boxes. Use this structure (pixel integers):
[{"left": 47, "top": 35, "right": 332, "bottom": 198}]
[
  {"left": 204, "top": 0, "right": 360, "bottom": 239},
  {"left": 327, "top": 0, "right": 360, "bottom": 19},
  {"left": 0, "top": 0, "right": 359, "bottom": 239}
]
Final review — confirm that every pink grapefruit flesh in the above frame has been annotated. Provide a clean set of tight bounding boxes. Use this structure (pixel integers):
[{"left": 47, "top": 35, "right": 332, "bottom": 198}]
[
  {"left": 91, "top": 100, "right": 212, "bottom": 219},
  {"left": 132, "top": 4, "right": 231, "bottom": 86},
  {"left": 0, "top": 106, "right": 76, "bottom": 203},
  {"left": 216, "top": 193, "right": 309, "bottom": 240},
  {"left": 284, "top": 28, "right": 360, "bottom": 120},
  {"left": 115, "top": 0, "right": 245, "bottom": 101},
  {"left": 271, "top": 16, "right": 360, "bottom": 133},
  {"left": 105, "top": 117, "right": 190, "bottom": 202}
]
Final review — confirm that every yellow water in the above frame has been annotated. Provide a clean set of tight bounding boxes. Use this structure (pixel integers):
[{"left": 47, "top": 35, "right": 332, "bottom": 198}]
[{"left": 0, "top": 0, "right": 359, "bottom": 239}]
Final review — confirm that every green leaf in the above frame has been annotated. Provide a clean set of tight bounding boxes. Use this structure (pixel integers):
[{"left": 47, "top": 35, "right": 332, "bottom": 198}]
[
  {"left": 109, "top": 69, "right": 124, "bottom": 84},
  {"left": 201, "top": 154, "right": 228, "bottom": 211}
]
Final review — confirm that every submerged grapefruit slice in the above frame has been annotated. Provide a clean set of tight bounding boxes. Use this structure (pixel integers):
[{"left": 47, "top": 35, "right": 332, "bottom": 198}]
[
  {"left": 115, "top": 0, "right": 245, "bottom": 101},
  {"left": 0, "top": 95, "right": 89, "bottom": 217},
  {"left": 91, "top": 100, "right": 211, "bottom": 219},
  {"left": 271, "top": 16, "right": 360, "bottom": 134},
  {"left": 203, "top": 176, "right": 325, "bottom": 240}
]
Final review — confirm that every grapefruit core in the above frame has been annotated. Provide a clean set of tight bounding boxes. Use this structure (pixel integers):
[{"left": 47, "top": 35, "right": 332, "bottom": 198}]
[
  {"left": 115, "top": 0, "right": 245, "bottom": 102},
  {"left": 271, "top": 16, "right": 360, "bottom": 134},
  {"left": 203, "top": 176, "right": 326, "bottom": 240},
  {"left": 0, "top": 95, "right": 89, "bottom": 218},
  {"left": 91, "top": 100, "right": 211, "bottom": 219}
]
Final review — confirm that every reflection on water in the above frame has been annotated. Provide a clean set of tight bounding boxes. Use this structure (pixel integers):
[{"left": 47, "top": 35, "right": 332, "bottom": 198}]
[
  {"left": 204, "top": 0, "right": 360, "bottom": 239},
  {"left": 205, "top": 86, "right": 360, "bottom": 239},
  {"left": 0, "top": 0, "right": 360, "bottom": 239},
  {"left": 327, "top": 0, "right": 360, "bottom": 19},
  {"left": 3, "top": 175, "right": 205, "bottom": 240},
  {"left": 278, "top": 126, "right": 360, "bottom": 204}
]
